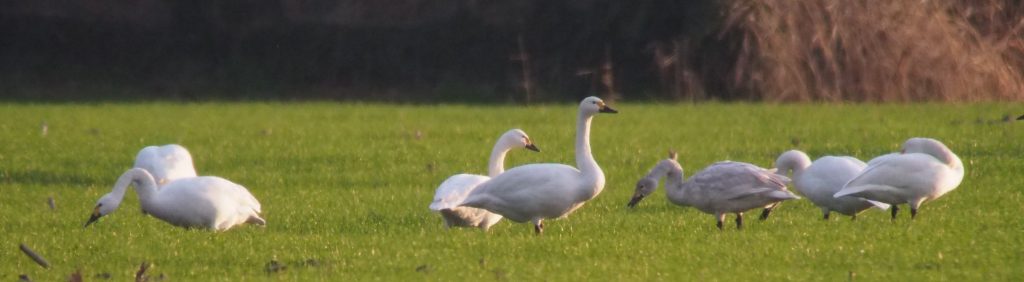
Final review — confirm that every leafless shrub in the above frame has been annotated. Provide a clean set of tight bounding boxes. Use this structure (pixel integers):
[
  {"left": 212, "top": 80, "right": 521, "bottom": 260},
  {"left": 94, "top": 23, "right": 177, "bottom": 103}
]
[{"left": 718, "top": 0, "right": 1024, "bottom": 102}]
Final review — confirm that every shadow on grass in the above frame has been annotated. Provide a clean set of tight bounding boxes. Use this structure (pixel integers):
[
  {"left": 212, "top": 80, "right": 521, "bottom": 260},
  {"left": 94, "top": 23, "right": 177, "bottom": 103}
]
[{"left": 2, "top": 168, "right": 105, "bottom": 188}]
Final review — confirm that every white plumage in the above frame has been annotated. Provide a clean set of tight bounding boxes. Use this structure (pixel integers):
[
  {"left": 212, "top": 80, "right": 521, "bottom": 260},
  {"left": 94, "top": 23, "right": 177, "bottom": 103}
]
[
  {"left": 429, "top": 129, "right": 539, "bottom": 231},
  {"left": 459, "top": 96, "right": 617, "bottom": 234},
  {"left": 133, "top": 144, "right": 197, "bottom": 187},
  {"left": 85, "top": 168, "right": 265, "bottom": 231},
  {"left": 629, "top": 152, "right": 800, "bottom": 230},
  {"left": 834, "top": 138, "right": 964, "bottom": 220},
  {"left": 775, "top": 150, "right": 889, "bottom": 220}
]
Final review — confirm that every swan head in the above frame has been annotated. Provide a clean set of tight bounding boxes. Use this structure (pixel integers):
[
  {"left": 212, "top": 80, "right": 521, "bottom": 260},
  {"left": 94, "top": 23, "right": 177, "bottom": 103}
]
[
  {"left": 579, "top": 96, "right": 617, "bottom": 115},
  {"left": 774, "top": 150, "right": 811, "bottom": 176},
  {"left": 628, "top": 177, "right": 659, "bottom": 208},
  {"left": 85, "top": 168, "right": 154, "bottom": 228},
  {"left": 502, "top": 129, "right": 540, "bottom": 152},
  {"left": 85, "top": 193, "right": 122, "bottom": 227},
  {"left": 901, "top": 137, "right": 957, "bottom": 166},
  {"left": 901, "top": 138, "right": 943, "bottom": 154},
  {"left": 629, "top": 151, "right": 681, "bottom": 208}
]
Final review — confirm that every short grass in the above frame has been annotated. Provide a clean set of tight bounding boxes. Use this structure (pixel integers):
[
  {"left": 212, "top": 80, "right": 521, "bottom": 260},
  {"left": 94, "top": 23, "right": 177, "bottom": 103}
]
[{"left": 0, "top": 102, "right": 1022, "bottom": 281}]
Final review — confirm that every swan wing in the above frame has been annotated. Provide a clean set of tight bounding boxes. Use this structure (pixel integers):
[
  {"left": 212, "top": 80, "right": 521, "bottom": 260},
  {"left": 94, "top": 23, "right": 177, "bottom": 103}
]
[
  {"left": 149, "top": 178, "right": 223, "bottom": 227},
  {"left": 460, "top": 164, "right": 581, "bottom": 222},
  {"left": 225, "top": 180, "right": 262, "bottom": 214},
  {"left": 692, "top": 162, "right": 795, "bottom": 201},
  {"left": 836, "top": 156, "right": 868, "bottom": 167},
  {"left": 799, "top": 156, "right": 866, "bottom": 196},
  {"left": 795, "top": 156, "right": 889, "bottom": 212},
  {"left": 430, "top": 174, "right": 489, "bottom": 211},
  {"left": 836, "top": 153, "right": 945, "bottom": 202},
  {"left": 866, "top": 153, "right": 899, "bottom": 166}
]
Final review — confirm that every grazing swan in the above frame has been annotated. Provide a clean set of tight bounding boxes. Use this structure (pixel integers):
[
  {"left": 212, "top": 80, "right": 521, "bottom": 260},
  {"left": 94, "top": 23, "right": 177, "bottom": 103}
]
[
  {"left": 133, "top": 144, "right": 197, "bottom": 187},
  {"left": 85, "top": 168, "right": 265, "bottom": 231},
  {"left": 429, "top": 129, "right": 540, "bottom": 231},
  {"left": 628, "top": 152, "right": 799, "bottom": 230},
  {"left": 459, "top": 96, "right": 617, "bottom": 234},
  {"left": 775, "top": 150, "right": 889, "bottom": 220},
  {"left": 834, "top": 138, "right": 964, "bottom": 220}
]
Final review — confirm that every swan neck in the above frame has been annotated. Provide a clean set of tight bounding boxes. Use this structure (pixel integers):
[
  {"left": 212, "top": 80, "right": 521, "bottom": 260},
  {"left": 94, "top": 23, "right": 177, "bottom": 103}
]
[
  {"left": 944, "top": 150, "right": 963, "bottom": 171},
  {"left": 662, "top": 163, "right": 688, "bottom": 205},
  {"left": 776, "top": 154, "right": 809, "bottom": 177},
  {"left": 486, "top": 141, "right": 511, "bottom": 177},
  {"left": 126, "top": 169, "right": 159, "bottom": 204},
  {"left": 575, "top": 110, "right": 605, "bottom": 198},
  {"left": 109, "top": 172, "right": 134, "bottom": 202},
  {"left": 575, "top": 111, "right": 599, "bottom": 176}
]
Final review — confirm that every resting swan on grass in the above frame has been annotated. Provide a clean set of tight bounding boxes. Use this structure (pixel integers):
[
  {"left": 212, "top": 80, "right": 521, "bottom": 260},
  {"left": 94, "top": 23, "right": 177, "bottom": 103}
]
[
  {"left": 85, "top": 168, "right": 265, "bottom": 231},
  {"left": 775, "top": 150, "right": 889, "bottom": 220},
  {"left": 459, "top": 96, "right": 617, "bottom": 234},
  {"left": 834, "top": 138, "right": 964, "bottom": 220},
  {"left": 628, "top": 152, "right": 799, "bottom": 230},
  {"left": 133, "top": 144, "right": 197, "bottom": 187},
  {"left": 429, "top": 129, "right": 540, "bottom": 231}
]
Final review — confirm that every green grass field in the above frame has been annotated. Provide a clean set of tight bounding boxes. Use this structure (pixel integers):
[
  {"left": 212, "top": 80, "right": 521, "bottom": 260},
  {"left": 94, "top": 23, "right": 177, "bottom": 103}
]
[{"left": 1, "top": 102, "right": 1022, "bottom": 281}]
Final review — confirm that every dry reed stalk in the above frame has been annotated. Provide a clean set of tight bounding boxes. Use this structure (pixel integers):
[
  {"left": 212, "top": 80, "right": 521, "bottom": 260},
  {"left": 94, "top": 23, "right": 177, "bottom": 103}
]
[{"left": 718, "top": 0, "right": 1024, "bottom": 102}]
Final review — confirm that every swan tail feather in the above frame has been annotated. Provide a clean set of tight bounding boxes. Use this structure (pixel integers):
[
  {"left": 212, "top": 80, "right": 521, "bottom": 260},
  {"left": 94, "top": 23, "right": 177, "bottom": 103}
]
[
  {"left": 864, "top": 199, "right": 891, "bottom": 210},
  {"left": 247, "top": 215, "right": 267, "bottom": 226}
]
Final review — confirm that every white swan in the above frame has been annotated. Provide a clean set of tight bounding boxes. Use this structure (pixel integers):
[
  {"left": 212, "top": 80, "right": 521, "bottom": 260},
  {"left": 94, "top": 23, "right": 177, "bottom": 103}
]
[
  {"left": 628, "top": 152, "right": 799, "bottom": 230},
  {"left": 459, "top": 96, "right": 617, "bottom": 234},
  {"left": 775, "top": 150, "right": 889, "bottom": 220},
  {"left": 85, "top": 168, "right": 265, "bottom": 231},
  {"left": 834, "top": 138, "right": 964, "bottom": 220},
  {"left": 429, "top": 129, "right": 540, "bottom": 231},
  {"left": 133, "top": 144, "right": 197, "bottom": 187}
]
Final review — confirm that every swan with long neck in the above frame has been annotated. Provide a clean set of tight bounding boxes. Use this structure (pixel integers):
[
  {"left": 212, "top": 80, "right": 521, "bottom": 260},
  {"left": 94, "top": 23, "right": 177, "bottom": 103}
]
[
  {"left": 133, "top": 144, "right": 198, "bottom": 187},
  {"left": 834, "top": 138, "right": 964, "bottom": 220},
  {"left": 429, "top": 129, "right": 540, "bottom": 231},
  {"left": 85, "top": 168, "right": 265, "bottom": 231},
  {"left": 775, "top": 150, "right": 889, "bottom": 220},
  {"left": 459, "top": 96, "right": 616, "bottom": 234},
  {"left": 628, "top": 152, "right": 799, "bottom": 230}
]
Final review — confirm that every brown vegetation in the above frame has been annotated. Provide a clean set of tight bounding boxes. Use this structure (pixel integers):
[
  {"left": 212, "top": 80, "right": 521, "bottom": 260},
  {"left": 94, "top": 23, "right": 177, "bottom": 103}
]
[{"left": 715, "top": 0, "right": 1024, "bottom": 102}]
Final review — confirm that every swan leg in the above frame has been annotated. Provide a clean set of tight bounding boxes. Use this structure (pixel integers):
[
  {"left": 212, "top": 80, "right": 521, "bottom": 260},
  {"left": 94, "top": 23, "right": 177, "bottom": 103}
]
[
  {"left": 759, "top": 208, "right": 772, "bottom": 221},
  {"left": 890, "top": 205, "right": 900, "bottom": 220},
  {"left": 909, "top": 198, "right": 924, "bottom": 220},
  {"left": 735, "top": 213, "right": 744, "bottom": 230}
]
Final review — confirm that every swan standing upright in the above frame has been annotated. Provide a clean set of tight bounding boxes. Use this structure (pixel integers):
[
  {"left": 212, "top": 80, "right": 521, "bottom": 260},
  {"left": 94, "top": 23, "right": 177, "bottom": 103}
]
[
  {"left": 834, "top": 138, "right": 964, "bottom": 220},
  {"left": 133, "top": 144, "right": 197, "bottom": 187},
  {"left": 429, "top": 129, "right": 540, "bottom": 231},
  {"left": 459, "top": 96, "right": 617, "bottom": 234},
  {"left": 85, "top": 168, "right": 265, "bottom": 231},
  {"left": 628, "top": 152, "right": 799, "bottom": 230},
  {"left": 775, "top": 150, "right": 889, "bottom": 220}
]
